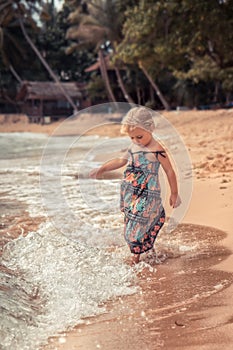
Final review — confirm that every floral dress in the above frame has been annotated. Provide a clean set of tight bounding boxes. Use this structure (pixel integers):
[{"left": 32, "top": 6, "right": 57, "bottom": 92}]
[{"left": 120, "top": 149, "right": 166, "bottom": 254}]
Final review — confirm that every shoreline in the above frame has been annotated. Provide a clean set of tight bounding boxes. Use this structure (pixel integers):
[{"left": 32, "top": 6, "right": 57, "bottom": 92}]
[
  {"left": 43, "top": 109, "right": 233, "bottom": 349},
  {"left": 1, "top": 109, "right": 233, "bottom": 349},
  {"left": 43, "top": 175, "right": 233, "bottom": 350}
]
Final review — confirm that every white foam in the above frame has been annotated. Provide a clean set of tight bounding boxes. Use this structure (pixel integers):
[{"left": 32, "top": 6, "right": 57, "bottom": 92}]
[{"left": 2, "top": 222, "right": 137, "bottom": 350}]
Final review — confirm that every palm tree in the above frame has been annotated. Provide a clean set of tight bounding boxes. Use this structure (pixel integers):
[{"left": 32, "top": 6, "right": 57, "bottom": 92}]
[
  {"left": 66, "top": 1, "right": 117, "bottom": 103},
  {"left": 114, "top": 1, "right": 171, "bottom": 110},
  {"left": 138, "top": 61, "right": 170, "bottom": 111},
  {"left": 66, "top": 0, "right": 135, "bottom": 104},
  {"left": 98, "top": 48, "right": 116, "bottom": 103},
  {"left": 18, "top": 16, "right": 78, "bottom": 113},
  {"left": 0, "top": 1, "right": 26, "bottom": 82},
  {"left": 114, "top": 64, "right": 134, "bottom": 104},
  {"left": 0, "top": 0, "right": 78, "bottom": 113}
]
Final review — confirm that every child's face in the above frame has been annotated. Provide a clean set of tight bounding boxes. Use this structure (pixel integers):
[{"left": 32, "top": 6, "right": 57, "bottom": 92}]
[{"left": 128, "top": 127, "right": 152, "bottom": 147}]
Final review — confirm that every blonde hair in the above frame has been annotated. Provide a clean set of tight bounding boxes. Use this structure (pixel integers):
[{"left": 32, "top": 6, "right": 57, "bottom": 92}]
[{"left": 121, "top": 106, "right": 156, "bottom": 135}]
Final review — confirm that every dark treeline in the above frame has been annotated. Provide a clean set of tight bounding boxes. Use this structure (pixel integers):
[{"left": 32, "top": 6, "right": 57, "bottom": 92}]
[{"left": 0, "top": 0, "right": 233, "bottom": 112}]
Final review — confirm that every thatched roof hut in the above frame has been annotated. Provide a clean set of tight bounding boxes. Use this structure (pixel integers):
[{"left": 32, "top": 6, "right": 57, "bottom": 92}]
[
  {"left": 16, "top": 81, "right": 84, "bottom": 123},
  {"left": 17, "top": 81, "right": 82, "bottom": 101}
]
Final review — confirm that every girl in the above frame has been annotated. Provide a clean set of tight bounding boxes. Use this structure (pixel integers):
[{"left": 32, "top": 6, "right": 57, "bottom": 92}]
[{"left": 90, "top": 107, "right": 181, "bottom": 265}]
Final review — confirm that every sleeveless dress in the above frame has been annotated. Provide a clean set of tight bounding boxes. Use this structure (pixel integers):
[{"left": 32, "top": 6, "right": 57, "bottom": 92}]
[{"left": 120, "top": 149, "right": 166, "bottom": 254}]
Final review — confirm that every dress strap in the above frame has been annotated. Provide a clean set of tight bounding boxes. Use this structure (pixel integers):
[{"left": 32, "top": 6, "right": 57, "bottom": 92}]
[
  {"left": 153, "top": 151, "right": 166, "bottom": 159},
  {"left": 128, "top": 149, "right": 135, "bottom": 165},
  {"left": 130, "top": 150, "right": 166, "bottom": 159}
]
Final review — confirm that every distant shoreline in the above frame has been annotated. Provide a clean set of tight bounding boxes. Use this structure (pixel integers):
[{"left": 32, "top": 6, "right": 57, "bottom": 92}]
[{"left": 1, "top": 108, "right": 232, "bottom": 137}]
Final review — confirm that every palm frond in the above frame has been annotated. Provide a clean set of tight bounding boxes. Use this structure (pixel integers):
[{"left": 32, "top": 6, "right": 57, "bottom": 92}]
[
  {"left": 67, "top": 23, "right": 108, "bottom": 44},
  {"left": 0, "top": 0, "right": 12, "bottom": 14}
]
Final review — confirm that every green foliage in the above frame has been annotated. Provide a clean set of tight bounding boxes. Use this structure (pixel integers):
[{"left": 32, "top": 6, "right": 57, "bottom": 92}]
[
  {"left": 0, "top": 0, "right": 233, "bottom": 107},
  {"left": 0, "top": 0, "right": 35, "bottom": 69},
  {"left": 0, "top": 0, "right": 45, "bottom": 96},
  {"left": 115, "top": 0, "right": 233, "bottom": 105},
  {"left": 86, "top": 74, "right": 108, "bottom": 103},
  {"left": 65, "top": 0, "right": 129, "bottom": 50},
  {"left": 37, "top": 2, "right": 95, "bottom": 81}
]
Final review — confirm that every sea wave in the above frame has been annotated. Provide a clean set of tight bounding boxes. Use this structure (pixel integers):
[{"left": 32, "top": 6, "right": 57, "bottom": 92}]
[{"left": 1, "top": 222, "right": 137, "bottom": 350}]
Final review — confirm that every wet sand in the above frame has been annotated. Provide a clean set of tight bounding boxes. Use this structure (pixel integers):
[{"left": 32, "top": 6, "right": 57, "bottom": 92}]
[
  {"left": 1, "top": 109, "right": 233, "bottom": 349},
  {"left": 44, "top": 222, "right": 233, "bottom": 350}
]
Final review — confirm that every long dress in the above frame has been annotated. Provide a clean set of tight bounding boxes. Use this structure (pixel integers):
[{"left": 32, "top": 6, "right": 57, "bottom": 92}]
[{"left": 120, "top": 149, "right": 166, "bottom": 254}]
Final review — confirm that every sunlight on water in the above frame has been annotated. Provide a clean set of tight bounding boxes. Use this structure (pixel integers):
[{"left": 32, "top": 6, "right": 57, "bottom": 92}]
[
  {"left": 1, "top": 223, "right": 137, "bottom": 350},
  {"left": 0, "top": 132, "right": 230, "bottom": 350}
]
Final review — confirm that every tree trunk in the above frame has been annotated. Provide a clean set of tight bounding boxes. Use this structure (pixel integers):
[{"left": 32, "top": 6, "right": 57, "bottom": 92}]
[
  {"left": 149, "top": 84, "right": 155, "bottom": 105},
  {"left": 98, "top": 49, "right": 117, "bottom": 105},
  {"left": 114, "top": 65, "right": 135, "bottom": 105},
  {"left": 213, "top": 81, "right": 220, "bottom": 103},
  {"left": 9, "top": 65, "right": 22, "bottom": 83},
  {"left": 226, "top": 92, "right": 230, "bottom": 105},
  {"left": 139, "top": 61, "right": 170, "bottom": 111},
  {"left": 18, "top": 16, "right": 78, "bottom": 113},
  {"left": 136, "top": 86, "right": 141, "bottom": 105}
]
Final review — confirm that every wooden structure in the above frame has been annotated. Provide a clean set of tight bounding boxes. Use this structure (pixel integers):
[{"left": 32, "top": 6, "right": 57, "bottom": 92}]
[{"left": 16, "top": 81, "right": 87, "bottom": 123}]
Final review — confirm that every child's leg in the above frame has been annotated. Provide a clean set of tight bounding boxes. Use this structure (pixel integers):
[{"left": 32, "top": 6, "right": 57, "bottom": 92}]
[{"left": 131, "top": 254, "right": 140, "bottom": 265}]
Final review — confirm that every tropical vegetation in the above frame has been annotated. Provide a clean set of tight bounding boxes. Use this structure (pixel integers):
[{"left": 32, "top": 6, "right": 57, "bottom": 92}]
[{"left": 0, "top": 0, "right": 233, "bottom": 112}]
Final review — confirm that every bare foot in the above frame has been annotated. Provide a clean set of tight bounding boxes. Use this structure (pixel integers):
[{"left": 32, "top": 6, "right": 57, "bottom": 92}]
[{"left": 131, "top": 254, "right": 140, "bottom": 265}]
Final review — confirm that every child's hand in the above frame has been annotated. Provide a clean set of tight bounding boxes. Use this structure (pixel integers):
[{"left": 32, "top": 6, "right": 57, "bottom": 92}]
[
  {"left": 89, "top": 168, "right": 102, "bottom": 179},
  {"left": 170, "top": 193, "right": 181, "bottom": 208}
]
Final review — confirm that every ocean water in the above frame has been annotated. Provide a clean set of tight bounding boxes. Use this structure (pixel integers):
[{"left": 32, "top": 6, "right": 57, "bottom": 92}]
[
  {"left": 0, "top": 132, "right": 137, "bottom": 350},
  {"left": 0, "top": 132, "right": 231, "bottom": 350}
]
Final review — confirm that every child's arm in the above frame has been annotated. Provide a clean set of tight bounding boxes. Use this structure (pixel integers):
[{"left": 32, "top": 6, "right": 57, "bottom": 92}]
[
  {"left": 157, "top": 148, "right": 181, "bottom": 208},
  {"left": 89, "top": 152, "right": 128, "bottom": 179}
]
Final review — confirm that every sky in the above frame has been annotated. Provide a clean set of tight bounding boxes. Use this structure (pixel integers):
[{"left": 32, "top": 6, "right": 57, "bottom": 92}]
[{"left": 54, "top": 0, "right": 64, "bottom": 11}]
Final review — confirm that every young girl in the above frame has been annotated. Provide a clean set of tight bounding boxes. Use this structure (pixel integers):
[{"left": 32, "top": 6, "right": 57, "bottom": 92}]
[{"left": 90, "top": 107, "right": 181, "bottom": 265}]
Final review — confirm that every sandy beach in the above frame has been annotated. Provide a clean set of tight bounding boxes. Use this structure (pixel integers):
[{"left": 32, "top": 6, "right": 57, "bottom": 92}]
[{"left": 1, "top": 109, "right": 233, "bottom": 349}]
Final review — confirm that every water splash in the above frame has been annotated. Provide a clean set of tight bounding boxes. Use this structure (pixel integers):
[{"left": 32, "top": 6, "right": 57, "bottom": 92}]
[{"left": 1, "top": 222, "right": 137, "bottom": 350}]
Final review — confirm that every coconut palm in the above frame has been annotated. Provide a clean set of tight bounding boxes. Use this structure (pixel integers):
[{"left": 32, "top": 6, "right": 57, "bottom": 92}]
[
  {"left": 0, "top": 0, "right": 78, "bottom": 113},
  {"left": 114, "top": 1, "right": 172, "bottom": 110},
  {"left": 0, "top": 0, "right": 26, "bottom": 82},
  {"left": 138, "top": 61, "right": 170, "bottom": 111},
  {"left": 66, "top": 0, "right": 135, "bottom": 104}
]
